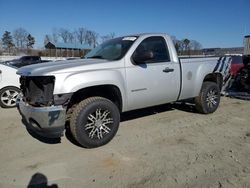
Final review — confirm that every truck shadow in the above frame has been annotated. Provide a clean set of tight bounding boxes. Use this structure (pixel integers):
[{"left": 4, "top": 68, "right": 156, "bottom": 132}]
[
  {"left": 121, "top": 103, "right": 173, "bottom": 122},
  {"left": 121, "top": 101, "right": 197, "bottom": 122},
  {"left": 21, "top": 118, "right": 61, "bottom": 144},
  {"left": 171, "top": 101, "right": 197, "bottom": 113},
  {"left": 65, "top": 102, "right": 197, "bottom": 148}
]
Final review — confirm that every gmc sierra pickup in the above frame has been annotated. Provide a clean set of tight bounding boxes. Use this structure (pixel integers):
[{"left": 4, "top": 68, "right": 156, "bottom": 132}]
[{"left": 17, "top": 33, "right": 231, "bottom": 148}]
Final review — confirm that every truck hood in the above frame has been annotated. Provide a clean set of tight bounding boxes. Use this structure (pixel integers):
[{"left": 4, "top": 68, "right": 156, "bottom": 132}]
[{"left": 17, "top": 59, "right": 121, "bottom": 76}]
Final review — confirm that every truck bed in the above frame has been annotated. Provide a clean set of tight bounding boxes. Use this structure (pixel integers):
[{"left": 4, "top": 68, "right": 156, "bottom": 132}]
[{"left": 178, "top": 56, "right": 232, "bottom": 100}]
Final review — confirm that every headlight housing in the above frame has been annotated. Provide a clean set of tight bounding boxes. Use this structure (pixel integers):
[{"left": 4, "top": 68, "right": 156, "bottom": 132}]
[{"left": 20, "top": 76, "right": 55, "bottom": 106}]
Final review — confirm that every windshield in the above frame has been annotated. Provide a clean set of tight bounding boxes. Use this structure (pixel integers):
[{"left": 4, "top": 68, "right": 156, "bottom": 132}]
[{"left": 85, "top": 36, "right": 137, "bottom": 60}]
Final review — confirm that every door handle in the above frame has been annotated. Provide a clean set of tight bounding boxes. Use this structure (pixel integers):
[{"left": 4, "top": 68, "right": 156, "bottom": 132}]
[{"left": 163, "top": 67, "right": 174, "bottom": 73}]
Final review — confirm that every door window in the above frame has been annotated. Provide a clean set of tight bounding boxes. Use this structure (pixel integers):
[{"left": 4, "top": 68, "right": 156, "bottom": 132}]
[{"left": 133, "top": 36, "right": 170, "bottom": 63}]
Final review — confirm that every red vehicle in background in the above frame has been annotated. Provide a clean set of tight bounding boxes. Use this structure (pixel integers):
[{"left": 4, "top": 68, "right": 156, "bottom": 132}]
[
  {"left": 221, "top": 55, "right": 244, "bottom": 92},
  {"left": 235, "top": 55, "right": 250, "bottom": 91},
  {"left": 223, "top": 35, "right": 250, "bottom": 93},
  {"left": 230, "top": 55, "right": 244, "bottom": 78}
]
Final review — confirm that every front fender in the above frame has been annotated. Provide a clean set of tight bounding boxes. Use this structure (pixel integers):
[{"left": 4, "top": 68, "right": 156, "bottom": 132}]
[{"left": 53, "top": 69, "right": 127, "bottom": 108}]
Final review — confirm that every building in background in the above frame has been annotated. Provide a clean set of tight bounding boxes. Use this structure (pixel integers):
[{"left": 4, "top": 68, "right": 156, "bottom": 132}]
[
  {"left": 45, "top": 42, "right": 92, "bottom": 57},
  {"left": 244, "top": 35, "right": 250, "bottom": 55}
]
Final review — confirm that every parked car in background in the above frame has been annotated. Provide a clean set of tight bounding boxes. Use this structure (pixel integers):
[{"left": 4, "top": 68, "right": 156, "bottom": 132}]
[
  {"left": 235, "top": 55, "right": 250, "bottom": 91},
  {"left": 4, "top": 56, "right": 50, "bottom": 68},
  {"left": 0, "top": 56, "right": 51, "bottom": 108},
  {"left": 0, "top": 63, "right": 20, "bottom": 108}
]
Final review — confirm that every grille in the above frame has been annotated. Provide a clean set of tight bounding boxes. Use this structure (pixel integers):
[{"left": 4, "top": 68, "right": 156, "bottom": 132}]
[{"left": 20, "top": 76, "right": 55, "bottom": 106}]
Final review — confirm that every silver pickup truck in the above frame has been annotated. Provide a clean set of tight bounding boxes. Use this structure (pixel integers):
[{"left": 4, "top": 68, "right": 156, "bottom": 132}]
[{"left": 17, "top": 33, "right": 231, "bottom": 148}]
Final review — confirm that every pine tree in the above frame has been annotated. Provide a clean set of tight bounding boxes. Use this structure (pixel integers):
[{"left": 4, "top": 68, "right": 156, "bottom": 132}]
[
  {"left": 26, "top": 34, "right": 35, "bottom": 49},
  {"left": 1, "top": 31, "right": 14, "bottom": 53}
]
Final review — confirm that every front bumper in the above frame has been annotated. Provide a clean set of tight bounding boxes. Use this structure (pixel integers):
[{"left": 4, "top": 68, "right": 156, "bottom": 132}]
[{"left": 17, "top": 98, "right": 66, "bottom": 138}]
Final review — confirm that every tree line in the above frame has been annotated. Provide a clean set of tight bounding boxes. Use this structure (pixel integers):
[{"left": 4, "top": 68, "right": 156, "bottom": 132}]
[
  {"left": 1, "top": 28, "right": 35, "bottom": 54},
  {"left": 171, "top": 36, "right": 202, "bottom": 55},
  {"left": 43, "top": 27, "right": 115, "bottom": 48},
  {"left": 0, "top": 27, "right": 203, "bottom": 56},
  {"left": 0, "top": 27, "right": 116, "bottom": 55}
]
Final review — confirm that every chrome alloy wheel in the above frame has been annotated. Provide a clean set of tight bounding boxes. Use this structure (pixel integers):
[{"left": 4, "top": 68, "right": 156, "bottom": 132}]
[
  {"left": 85, "top": 108, "right": 114, "bottom": 139},
  {"left": 206, "top": 89, "right": 218, "bottom": 108},
  {"left": 0, "top": 89, "right": 19, "bottom": 107}
]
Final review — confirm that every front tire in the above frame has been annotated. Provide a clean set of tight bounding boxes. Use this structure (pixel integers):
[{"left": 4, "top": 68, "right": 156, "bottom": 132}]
[
  {"left": 0, "top": 86, "right": 20, "bottom": 108},
  {"left": 70, "top": 97, "right": 120, "bottom": 148},
  {"left": 195, "top": 81, "right": 220, "bottom": 114}
]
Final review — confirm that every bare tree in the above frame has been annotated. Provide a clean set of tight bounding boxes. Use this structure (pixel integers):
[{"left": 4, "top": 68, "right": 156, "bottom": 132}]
[
  {"left": 76, "top": 27, "right": 87, "bottom": 44},
  {"left": 44, "top": 34, "right": 51, "bottom": 45},
  {"left": 101, "top": 32, "right": 115, "bottom": 43},
  {"left": 72, "top": 31, "right": 79, "bottom": 44},
  {"left": 58, "top": 28, "right": 71, "bottom": 43},
  {"left": 170, "top": 35, "right": 203, "bottom": 55},
  {"left": 50, "top": 27, "right": 100, "bottom": 46},
  {"left": 85, "top": 30, "right": 99, "bottom": 47},
  {"left": 93, "top": 32, "right": 99, "bottom": 47},
  {"left": 84, "top": 30, "right": 92, "bottom": 45},
  {"left": 68, "top": 32, "right": 75, "bottom": 43},
  {"left": 13, "top": 27, "right": 28, "bottom": 49},
  {"left": 190, "top": 40, "right": 202, "bottom": 50},
  {"left": 52, "top": 29, "right": 59, "bottom": 43}
]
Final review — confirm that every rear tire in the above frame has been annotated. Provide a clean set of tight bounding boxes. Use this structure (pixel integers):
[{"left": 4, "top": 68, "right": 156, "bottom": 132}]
[
  {"left": 195, "top": 81, "right": 220, "bottom": 114},
  {"left": 70, "top": 97, "right": 120, "bottom": 148},
  {"left": 0, "top": 86, "right": 20, "bottom": 108}
]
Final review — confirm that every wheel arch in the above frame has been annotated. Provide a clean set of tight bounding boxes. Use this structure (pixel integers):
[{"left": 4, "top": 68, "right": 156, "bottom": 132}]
[
  {"left": 203, "top": 73, "right": 223, "bottom": 91},
  {"left": 67, "top": 84, "right": 123, "bottom": 112},
  {"left": 0, "top": 85, "right": 20, "bottom": 92}
]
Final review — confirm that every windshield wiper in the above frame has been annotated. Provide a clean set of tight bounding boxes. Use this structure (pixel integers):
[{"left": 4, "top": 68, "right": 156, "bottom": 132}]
[{"left": 87, "top": 55, "right": 104, "bottom": 59}]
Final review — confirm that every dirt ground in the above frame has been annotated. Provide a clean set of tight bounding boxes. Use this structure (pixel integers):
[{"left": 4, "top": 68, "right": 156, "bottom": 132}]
[{"left": 0, "top": 97, "right": 250, "bottom": 188}]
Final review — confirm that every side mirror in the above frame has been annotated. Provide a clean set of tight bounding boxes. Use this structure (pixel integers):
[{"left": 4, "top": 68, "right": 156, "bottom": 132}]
[{"left": 133, "top": 50, "right": 154, "bottom": 64}]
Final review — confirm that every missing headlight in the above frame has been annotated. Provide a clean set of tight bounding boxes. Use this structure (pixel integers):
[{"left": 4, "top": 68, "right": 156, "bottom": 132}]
[{"left": 20, "top": 76, "right": 55, "bottom": 106}]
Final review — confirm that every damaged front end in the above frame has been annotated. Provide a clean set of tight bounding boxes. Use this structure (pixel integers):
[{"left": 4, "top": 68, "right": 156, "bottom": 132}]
[
  {"left": 20, "top": 76, "right": 55, "bottom": 107},
  {"left": 17, "top": 76, "right": 70, "bottom": 138},
  {"left": 20, "top": 76, "right": 72, "bottom": 107}
]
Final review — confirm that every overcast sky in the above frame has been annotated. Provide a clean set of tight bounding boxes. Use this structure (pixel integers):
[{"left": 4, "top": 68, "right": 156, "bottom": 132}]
[{"left": 0, "top": 0, "right": 249, "bottom": 48}]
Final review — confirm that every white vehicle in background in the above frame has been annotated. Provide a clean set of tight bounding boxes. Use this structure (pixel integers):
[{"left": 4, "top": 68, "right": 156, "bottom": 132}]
[
  {"left": 0, "top": 56, "right": 52, "bottom": 108},
  {"left": 0, "top": 63, "right": 20, "bottom": 108}
]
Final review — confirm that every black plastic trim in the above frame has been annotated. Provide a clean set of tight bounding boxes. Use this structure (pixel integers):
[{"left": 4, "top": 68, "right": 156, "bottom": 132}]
[{"left": 53, "top": 93, "right": 73, "bottom": 106}]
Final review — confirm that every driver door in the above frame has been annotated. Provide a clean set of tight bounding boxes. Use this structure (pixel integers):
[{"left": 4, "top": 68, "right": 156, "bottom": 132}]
[{"left": 125, "top": 36, "right": 180, "bottom": 111}]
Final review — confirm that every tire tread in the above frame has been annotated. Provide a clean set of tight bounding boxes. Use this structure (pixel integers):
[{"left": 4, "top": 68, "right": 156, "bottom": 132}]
[
  {"left": 70, "top": 97, "right": 119, "bottom": 148},
  {"left": 195, "top": 81, "right": 220, "bottom": 114}
]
